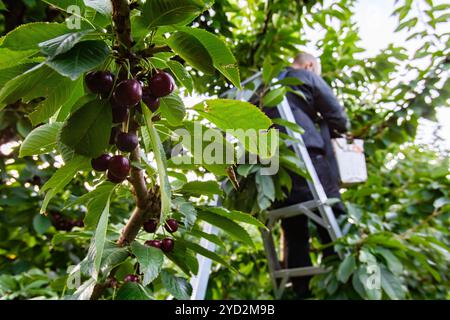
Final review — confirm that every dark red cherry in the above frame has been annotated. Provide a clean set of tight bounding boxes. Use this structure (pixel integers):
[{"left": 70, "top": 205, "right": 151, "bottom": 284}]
[
  {"left": 148, "top": 71, "right": 175, "bottom": 97},
  {"left": 164, "top": 219, "right": 178, "bottom": 233},
  {"left": 161, "top": 238, "right": 175, "bottom": 253},
  {"left": 143, "top": 219, "right": 158, "bottom": 233},
  {"left": 85, "top": 71, "right": 114, "bottom": 95},
  {"left": 113, "top": 79, "right": 142, "bottom": 107},
  {"left": 142, "top": 87, "right": 160, "bottom": 112},
  {"left": 91, "top": 154, "right": 111, "bottom": 172},
  {"left": 107, "top": 170, "right": 126, "bottom": 183},
  {"left": 145, "top": 239, "right": 162, "bottom": 249},
  {"left": 116, "top": 131, "right": 138, "bottom": 152},
  {"left": 123, "top": 274, "right": 140, "bottom": 283},
  {"left": 108, "top": 155, "right": 130, "bottom": 179}
]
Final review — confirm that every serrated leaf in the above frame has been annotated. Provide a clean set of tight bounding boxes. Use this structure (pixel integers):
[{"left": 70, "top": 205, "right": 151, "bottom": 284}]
[
  {"left": 131, "top": 242, "right": 164, "bottom": 286},
  {"left": 60, "top": 99, "right": 112, "bottom": 157},
  {"left": 40, "top": 155, "right": 90, "bottom": 213},
  {"left": 39, "top": 29, "right": 94, "bottom": 57},
  {"left": 200, "top": 206, "right": 266, "bottom": 229},
  {"left": 178, "top": 238, "right": 232, "bottom": 269},
  {"left": 172, "top": 197, "right": 197, "bottom": 230},
  {"left": 159, "top": 93, "right": 186, "bottom": 126},
  {"left": 0, "top": 64, "right": 78, "bottom": 120},
  {"left": 86, "top": 196, "right": 110, "bottom": 279},
  {"left": 180, "top": 180, "right": 223, "bottom": 197},
  {"left": 115, "top": 282, "right": 153, "bottom": 300},
  {"left": 139, "top": 0, "right": 209, "bottom": 28},
  {"left": 161, "top": 270, "right": 192, "bottom": 300},
  {"left": 168, "top": 27, "right": 241, "bottom": 88},
  {"left": 166, "top": 60, "right": 194, "bottom": 94},
  {"left": 19, "top": 122, "right": 63, "bottom": 157},
  {"left": 83, "top": 0, "right": 112, "bottom": 15},
  {"left": 100, "top": 242, "right": 129, "bottom": 275},
  {"left": 337, "top": 255, "right": 356, "bottom": 283},
  {"left": 46, "top": 40, "right": 109, "bottom": 80},
  {"left": 197, "top": 211, "right": 254, "bottom": 246},
  {"left": 1, "top": 22, "right": 69, "bottom": 51}
]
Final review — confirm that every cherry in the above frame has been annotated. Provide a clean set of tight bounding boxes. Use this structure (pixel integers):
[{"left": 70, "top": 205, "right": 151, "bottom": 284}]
[
  {"left": 116, "top": 131, "right": 139, "bottom": 152},
  {"left": 107, "top": 170, "right": 126, "bottom": 184},
  {"left": 112, "top": 104, "right": 129, "bottom": 123},
  {"left": 110, "top": 126, "right": 120, "bottom": 145},
  {"left": 108, "top": 155, "right": 130, "bottom": 179},
  {"left": 108, "top": 277, "right": 118, "bottom": 288},
  {"left": 142, "top": 87, "right": 160, "bottom": 112},
  {"left": 143, "top": 219, "right": 158, "bottom": 233},
  {"left": 85, "top": 71, "right": 114, "bottom": 95},
  {"left": 31, "top": 175, "right": 42, "bottom": 186},
  {"left": 161, "top": 238, "right": 175, "bottom": 253},
  {"left": 148, "top": 71, "right": 175, "bottom": 97},
  {"left": 164, "top": 219, "right": 178, "bottom": 233},
  {"left": 91, "top": 153, "right": 111, "bottom": 172},
  {"left": 123, "top": 274, "right": 140, "bottom": 283},
  {"left": 113, "top": 79, "right": 142, "bottom": 107},
  {"left": 145, "top": 239, "right": 162, "bottom": 249}
]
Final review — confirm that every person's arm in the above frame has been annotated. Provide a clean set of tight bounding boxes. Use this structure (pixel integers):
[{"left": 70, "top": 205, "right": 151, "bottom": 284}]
[{"left": 311, "top": 73, "right": 349, "bottom": 133}]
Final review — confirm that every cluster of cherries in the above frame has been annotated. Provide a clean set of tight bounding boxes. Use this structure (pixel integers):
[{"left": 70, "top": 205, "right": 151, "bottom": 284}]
[
  {"left": 51, "top": 212, "right": 84, "bottom": 231},
  {"left": 85, "top": 69, "right": 175, "bottom": 183},
  {"left": 142, "top": 218, "right": 178, "bottom": 253}
]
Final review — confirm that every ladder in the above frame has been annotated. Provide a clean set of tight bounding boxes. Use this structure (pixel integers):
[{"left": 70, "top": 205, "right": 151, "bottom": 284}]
[{"left": 190, "top": 71, "right": 343, "bottom": 299}]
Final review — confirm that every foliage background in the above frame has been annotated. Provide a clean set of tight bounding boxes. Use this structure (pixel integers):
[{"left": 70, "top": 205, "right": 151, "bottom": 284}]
[{"left": 0, "top": 0, "right": 449, "bottom": 300}]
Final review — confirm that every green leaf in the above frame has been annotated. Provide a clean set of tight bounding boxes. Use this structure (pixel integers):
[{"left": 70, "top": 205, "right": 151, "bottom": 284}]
[
  {"left": 139, "top": 0, "right": 209, "bottom": 28},
  {"left": 40, "top": 155, "right": 90, "bottom": 213},
  {"left": 60, "top": 99, "right": 112, "bottom": 157},
  {"left": 1, "top": 22, "right": 69, "bottom": 51},
  {"left": 373, "top": 247, "right": 403, "bottom": 275},
  {"left": 172, "top": 27, "right": 241, "bottom": 88},
  {"left": 143, "top": 108, "right": 172, "bottom": 218},
  {"left": 0, "top": 49, "right": 37, "bottom": 69},
  {"left": 19, "top": 122, "right": 63, "bottom": 157},
  {"left": 197, "top": 211, "right": 254, "bottom": 246},
  {"left": 262, "top": 58, "right": 284, "bottom": 84},
  {"left": 200, "top": 206, "right": 266, "bottom": 229},
  {"left": 177, "top": 238, "right": 232, "bottom": 269},
  {"left": 39, "top": 29, "right": 94, "bottom": 57},
  {"left": 337, "top": 255, "right": 356, "bottom": 283},
  {"left": 272, "top": 118, "right": 304, "bottom": 134},
  {"left": 380, "top": 265, "right": 405, "bottom": 300},
  {"left": 161, "top": 270, "right": 192, "bottom": 300},
  {"left": 262, "top": 87, "right": 286, "bottom": 107},
  {"left": 180, "top": 180, "right": 223, "bottom": 197},
  {"left": 115, "top": 282, "right": 153, "bottom": 300},
  {"left": 159, "top": 93, "right": 186, "bottom": 126},
  {"left": 100, "top": 242, "right": 129, "bottom": 275},
  {"left": 74, "top": 182, "right": 116, "bottom": 229},
  {"left": 131, "top": 242, "right": 164, "bottom": 286},
  {"left": 193, "top": 99, "right": 273, "bottom": 156},
  {"left": 166, "top": 60, "right": 194, "bottom": 94},
  {"left": 84, "top": 0, "right": 112, "bottom": 16},
  {"left": 166, "top": 31, "right": 214, "bottom": 74},
  {"left": 32, "top": 214, "right": 52, "bottom": 234},
  {"left": 69, "top": 278, "right": 96, "bottom": 300},
  {"left": 190, "top": 228, "right": 225, "bottom": 248},
  {"left": 172, "top": 197, "right": 197, "bottom": 230},
  {"left": 46, "top": 40, "right": 109, "bottom": 80},
  {"left": 0, "top": 64, "right": 78, "bottom": 121},
  {"left": 86, "top": 196, "right": 110, "bottom": 279}
]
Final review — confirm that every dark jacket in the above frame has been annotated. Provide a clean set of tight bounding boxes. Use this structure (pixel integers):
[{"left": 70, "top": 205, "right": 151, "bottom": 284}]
[{"left": 264, "top": 68, "right": 349, "bottom": 202}]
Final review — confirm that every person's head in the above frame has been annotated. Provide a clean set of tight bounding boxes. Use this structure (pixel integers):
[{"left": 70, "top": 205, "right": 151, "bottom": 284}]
[{"left": 292, "top": 52, "right": 321, "bottom": 75}]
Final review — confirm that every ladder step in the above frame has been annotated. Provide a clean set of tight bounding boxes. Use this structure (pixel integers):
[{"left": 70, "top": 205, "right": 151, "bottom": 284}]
[{"left": 274, "top": 266, "right": 326, "bottom": 278}]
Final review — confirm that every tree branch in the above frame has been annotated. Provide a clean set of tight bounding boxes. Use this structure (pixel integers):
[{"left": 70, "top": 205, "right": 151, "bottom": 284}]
[{"left": 110, "top": 0, "right": 161, "bottom": 248}]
